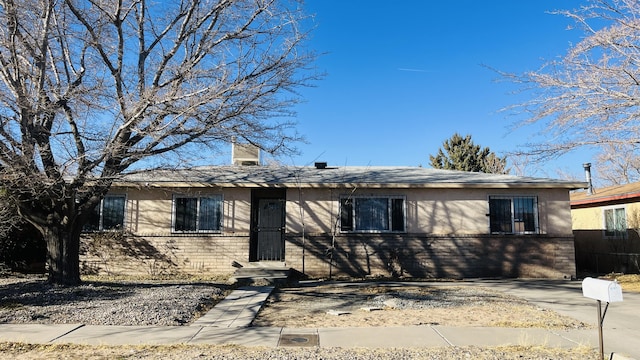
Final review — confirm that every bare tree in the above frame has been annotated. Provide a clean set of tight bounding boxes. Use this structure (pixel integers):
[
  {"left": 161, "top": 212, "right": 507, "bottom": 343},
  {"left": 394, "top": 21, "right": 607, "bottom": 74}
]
[
  {"left": 509, "top": 153, "right": 536, "bottom": 177},
  {"left": 502, "top": 0, "right": 640, "bottom": 180},
  {"left": 596, "top": 143, "right": 640, "bottom": 185},
  {"left": 0, "top": 189, "right": 21, "bottom": 240},
  {"left": 0, "top": 0, "right": 317, "bottom": 285}
]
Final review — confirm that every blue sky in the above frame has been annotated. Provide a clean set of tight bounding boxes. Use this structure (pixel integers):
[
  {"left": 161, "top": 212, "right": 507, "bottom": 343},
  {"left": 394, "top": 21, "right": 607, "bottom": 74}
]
[{"left": 279, "top": 0, "right": 591, "bottom": 180}]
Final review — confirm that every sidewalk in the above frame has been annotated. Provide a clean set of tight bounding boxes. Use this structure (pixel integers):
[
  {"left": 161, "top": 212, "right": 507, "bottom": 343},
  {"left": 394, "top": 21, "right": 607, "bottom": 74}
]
[
  {"left": 0, "top": 321, "right": 601, "bottom": 349},
  {"left": 0, "top": 282, "right": 637, "bottom": 359}
]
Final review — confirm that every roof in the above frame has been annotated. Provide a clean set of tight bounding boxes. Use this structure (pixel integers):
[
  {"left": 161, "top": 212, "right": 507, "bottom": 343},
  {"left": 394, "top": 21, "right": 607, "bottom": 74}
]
[
  {"left": 118, "top": 166, "right": 588, "bottom": 189},
  {"left": 570, "top": 181, "right": 640, "bottom": 207}
]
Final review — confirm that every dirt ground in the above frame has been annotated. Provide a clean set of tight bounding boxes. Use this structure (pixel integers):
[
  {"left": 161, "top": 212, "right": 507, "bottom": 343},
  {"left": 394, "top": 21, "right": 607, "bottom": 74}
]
[{"left": 252, "top": 282, "right": 590, "bottom": 329}]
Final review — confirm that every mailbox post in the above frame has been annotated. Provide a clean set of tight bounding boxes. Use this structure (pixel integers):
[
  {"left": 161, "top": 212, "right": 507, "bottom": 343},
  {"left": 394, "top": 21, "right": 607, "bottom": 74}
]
[{"left": 581, "top": 277, "right": 623, "bottom": 360}]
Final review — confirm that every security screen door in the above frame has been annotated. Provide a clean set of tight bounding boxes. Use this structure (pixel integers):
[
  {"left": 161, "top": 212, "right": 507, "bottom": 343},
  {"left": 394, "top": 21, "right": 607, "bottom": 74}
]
[{"left": 256, "top": 198, "right": 284, "bottom": 261}]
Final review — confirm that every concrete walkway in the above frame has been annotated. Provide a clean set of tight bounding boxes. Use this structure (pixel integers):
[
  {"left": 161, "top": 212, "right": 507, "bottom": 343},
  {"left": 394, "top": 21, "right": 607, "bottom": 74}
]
[
  {"left": 191, "top": 286, "right": 274, "bottom": 328},
  {"left": 0, "top": 281, "right": 637, "bottom": 359}
]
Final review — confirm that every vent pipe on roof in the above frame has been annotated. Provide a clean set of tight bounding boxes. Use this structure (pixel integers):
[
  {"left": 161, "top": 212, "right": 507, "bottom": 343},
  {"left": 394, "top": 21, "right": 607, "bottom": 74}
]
[{"left": 583, "top": 163, "right": 594, "bottom": 195}]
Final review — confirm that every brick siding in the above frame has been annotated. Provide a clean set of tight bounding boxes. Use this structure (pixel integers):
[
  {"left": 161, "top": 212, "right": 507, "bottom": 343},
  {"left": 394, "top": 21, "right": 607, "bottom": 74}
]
[
  {"left": 285, "top": 234, "right": 576, "bottom": 279},
  {"left": 81, "top": 232, "right": 576, "bottom": 279},
  {"left": 80, "top": 233, "right": 250, "bottom": 277}
]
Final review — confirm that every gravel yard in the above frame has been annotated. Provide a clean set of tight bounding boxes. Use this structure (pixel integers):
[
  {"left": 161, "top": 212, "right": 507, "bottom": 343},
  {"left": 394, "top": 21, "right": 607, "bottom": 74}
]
[{"left": 0, "top": 276, "right": 228, "bottom": 326}]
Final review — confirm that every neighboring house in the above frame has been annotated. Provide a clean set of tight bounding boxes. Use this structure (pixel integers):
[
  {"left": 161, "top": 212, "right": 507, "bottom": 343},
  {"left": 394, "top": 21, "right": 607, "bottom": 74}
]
[
  {"left": 81, "top": 163, "right": 585, "bottom": 279},
  {"left": 571, "top": 182, "right": 640, "bottom": 274}
]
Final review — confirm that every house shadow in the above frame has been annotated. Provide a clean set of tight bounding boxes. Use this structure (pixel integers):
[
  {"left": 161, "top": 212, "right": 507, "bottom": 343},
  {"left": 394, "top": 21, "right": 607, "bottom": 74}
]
[{"left": 574, "top": 229, "right": 640, "bottom": 275}]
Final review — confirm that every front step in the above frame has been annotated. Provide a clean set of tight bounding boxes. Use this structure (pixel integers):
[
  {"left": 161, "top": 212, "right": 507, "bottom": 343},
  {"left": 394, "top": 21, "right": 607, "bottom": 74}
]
[{"left": 232, "top": 263, "right": 291, "bottom": 286}]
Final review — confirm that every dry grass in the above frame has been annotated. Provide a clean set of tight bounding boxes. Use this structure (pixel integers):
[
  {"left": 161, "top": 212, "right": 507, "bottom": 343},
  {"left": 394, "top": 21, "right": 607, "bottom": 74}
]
[
  {"left": 0, "top": 342, "right": 599, "bottom": 360},
  {"left": 601, "top": 274, "right": 640, "bottom": 293},
  {"left": 252, "top": 283, "right": 590, "bottom": 329}
]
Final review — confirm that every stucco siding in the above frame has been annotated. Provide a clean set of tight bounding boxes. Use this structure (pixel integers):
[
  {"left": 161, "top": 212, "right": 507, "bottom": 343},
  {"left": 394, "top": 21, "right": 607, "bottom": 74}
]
[
  {"left": 122, "top": 187, "right": 251, "bottom": 235},
  {"left": 572, "top": 207, "right": 604, "bottom": 231},
  {"left": 284, "top": 187, "right": 574, "bottom": 236},
  {"left": 541, "top": 188, "right": 574, "bottom": 236},
  {"left": 286, "top": 188, "right": 335, "bottom": 234},
  {"left": 572, "top": 202, "right": 640, "bottom": 230}
]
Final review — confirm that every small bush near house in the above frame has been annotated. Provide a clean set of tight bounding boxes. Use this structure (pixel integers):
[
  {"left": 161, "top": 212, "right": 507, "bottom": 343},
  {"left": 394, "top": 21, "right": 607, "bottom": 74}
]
[{"left": 0, "top": 224, "right": 45, "bottom": 274}]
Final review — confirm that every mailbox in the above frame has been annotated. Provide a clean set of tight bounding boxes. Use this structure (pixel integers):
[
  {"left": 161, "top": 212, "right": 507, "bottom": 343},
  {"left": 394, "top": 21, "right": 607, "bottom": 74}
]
[
  {"left": 581, "top": 277, "right": 623, "bottom": 359},
  {"left": 582, "top": 277, "right": 623, "bottom": 303}
]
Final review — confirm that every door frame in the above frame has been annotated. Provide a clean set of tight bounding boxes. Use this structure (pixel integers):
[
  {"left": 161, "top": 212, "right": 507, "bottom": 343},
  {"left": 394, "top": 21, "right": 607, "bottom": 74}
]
[{"left": 249, "top": 188, "right": 286, "bottom": 262}]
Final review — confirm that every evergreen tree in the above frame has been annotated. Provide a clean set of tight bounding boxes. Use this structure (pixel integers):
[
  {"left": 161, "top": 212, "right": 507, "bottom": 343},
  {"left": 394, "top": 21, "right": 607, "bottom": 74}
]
[{"left": 429, "top": 133, "right": 509, "bottom": 174}]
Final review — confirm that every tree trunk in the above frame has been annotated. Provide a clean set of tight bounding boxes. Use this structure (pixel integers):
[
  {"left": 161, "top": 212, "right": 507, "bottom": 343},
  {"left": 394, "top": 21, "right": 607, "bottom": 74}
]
[{"left": 43, "top": 225, "right": 81, "bottom": 285}]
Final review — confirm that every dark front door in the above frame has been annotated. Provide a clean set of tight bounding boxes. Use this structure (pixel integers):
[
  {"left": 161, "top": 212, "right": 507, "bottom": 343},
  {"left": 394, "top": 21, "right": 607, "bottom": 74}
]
[{"left": 250, "top": 189, "right": 286, "bottom": 262}]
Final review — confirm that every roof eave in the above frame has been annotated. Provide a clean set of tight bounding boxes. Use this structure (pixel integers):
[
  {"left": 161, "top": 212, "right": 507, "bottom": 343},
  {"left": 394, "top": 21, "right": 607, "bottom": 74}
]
[
  {"left": 113, "top": 180, "right": 588, "bottom": 190},
  {"left": 571, "top": 191, "right": 640, "bottom": 206}
]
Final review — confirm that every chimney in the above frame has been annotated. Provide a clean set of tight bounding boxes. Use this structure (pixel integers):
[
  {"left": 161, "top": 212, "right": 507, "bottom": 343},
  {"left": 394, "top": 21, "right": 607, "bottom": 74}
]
[
  {"left": 314, "top": 162, "right": 327, "bottom": 169},
  {"left": 583, "top": 163, "right": 594, "bottom": 195},
  {"left": 231, "top": 141, "right": 260, "bottom": 166}
]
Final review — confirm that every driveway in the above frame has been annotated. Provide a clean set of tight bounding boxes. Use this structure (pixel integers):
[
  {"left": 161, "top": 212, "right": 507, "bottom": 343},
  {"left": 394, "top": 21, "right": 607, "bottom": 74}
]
[{"left": 469, "top": 279, "right": 640, "bottom": 359}]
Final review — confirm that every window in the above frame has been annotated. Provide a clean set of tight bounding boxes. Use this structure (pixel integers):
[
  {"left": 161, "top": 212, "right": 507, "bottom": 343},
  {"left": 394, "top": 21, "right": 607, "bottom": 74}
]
[
  {"left": 85, "top": 195, "right": 126, "bottom": 231},
  {"left": 173, "top": 195, "right": 222, "bottom": 232},
  {"left": 489, "top": 196, "right": 538, "bottom": 234},
  {"left": 604, "top": 207, "right": 627, "bottom": 238},
  {"left": 340, "top": 196, "right": 405, "bottom": 232}
]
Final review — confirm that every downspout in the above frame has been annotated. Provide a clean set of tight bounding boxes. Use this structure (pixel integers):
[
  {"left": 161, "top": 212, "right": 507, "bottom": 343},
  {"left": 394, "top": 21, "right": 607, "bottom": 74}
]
[{"left": 298, "top": 183, "right": 305, "bottom": 275}]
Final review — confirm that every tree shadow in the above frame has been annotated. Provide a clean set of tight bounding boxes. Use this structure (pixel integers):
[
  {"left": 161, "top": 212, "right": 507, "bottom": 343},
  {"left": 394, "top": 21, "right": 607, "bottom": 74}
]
[
  {"left": 0, "top": 279, "right": 135, "bottom": 307},
  {"left": 80, "top": 232, "right": 179, "bottom": 276},
  {"left": 288, "top": 232, "right": 574, "bottom": 280}
]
